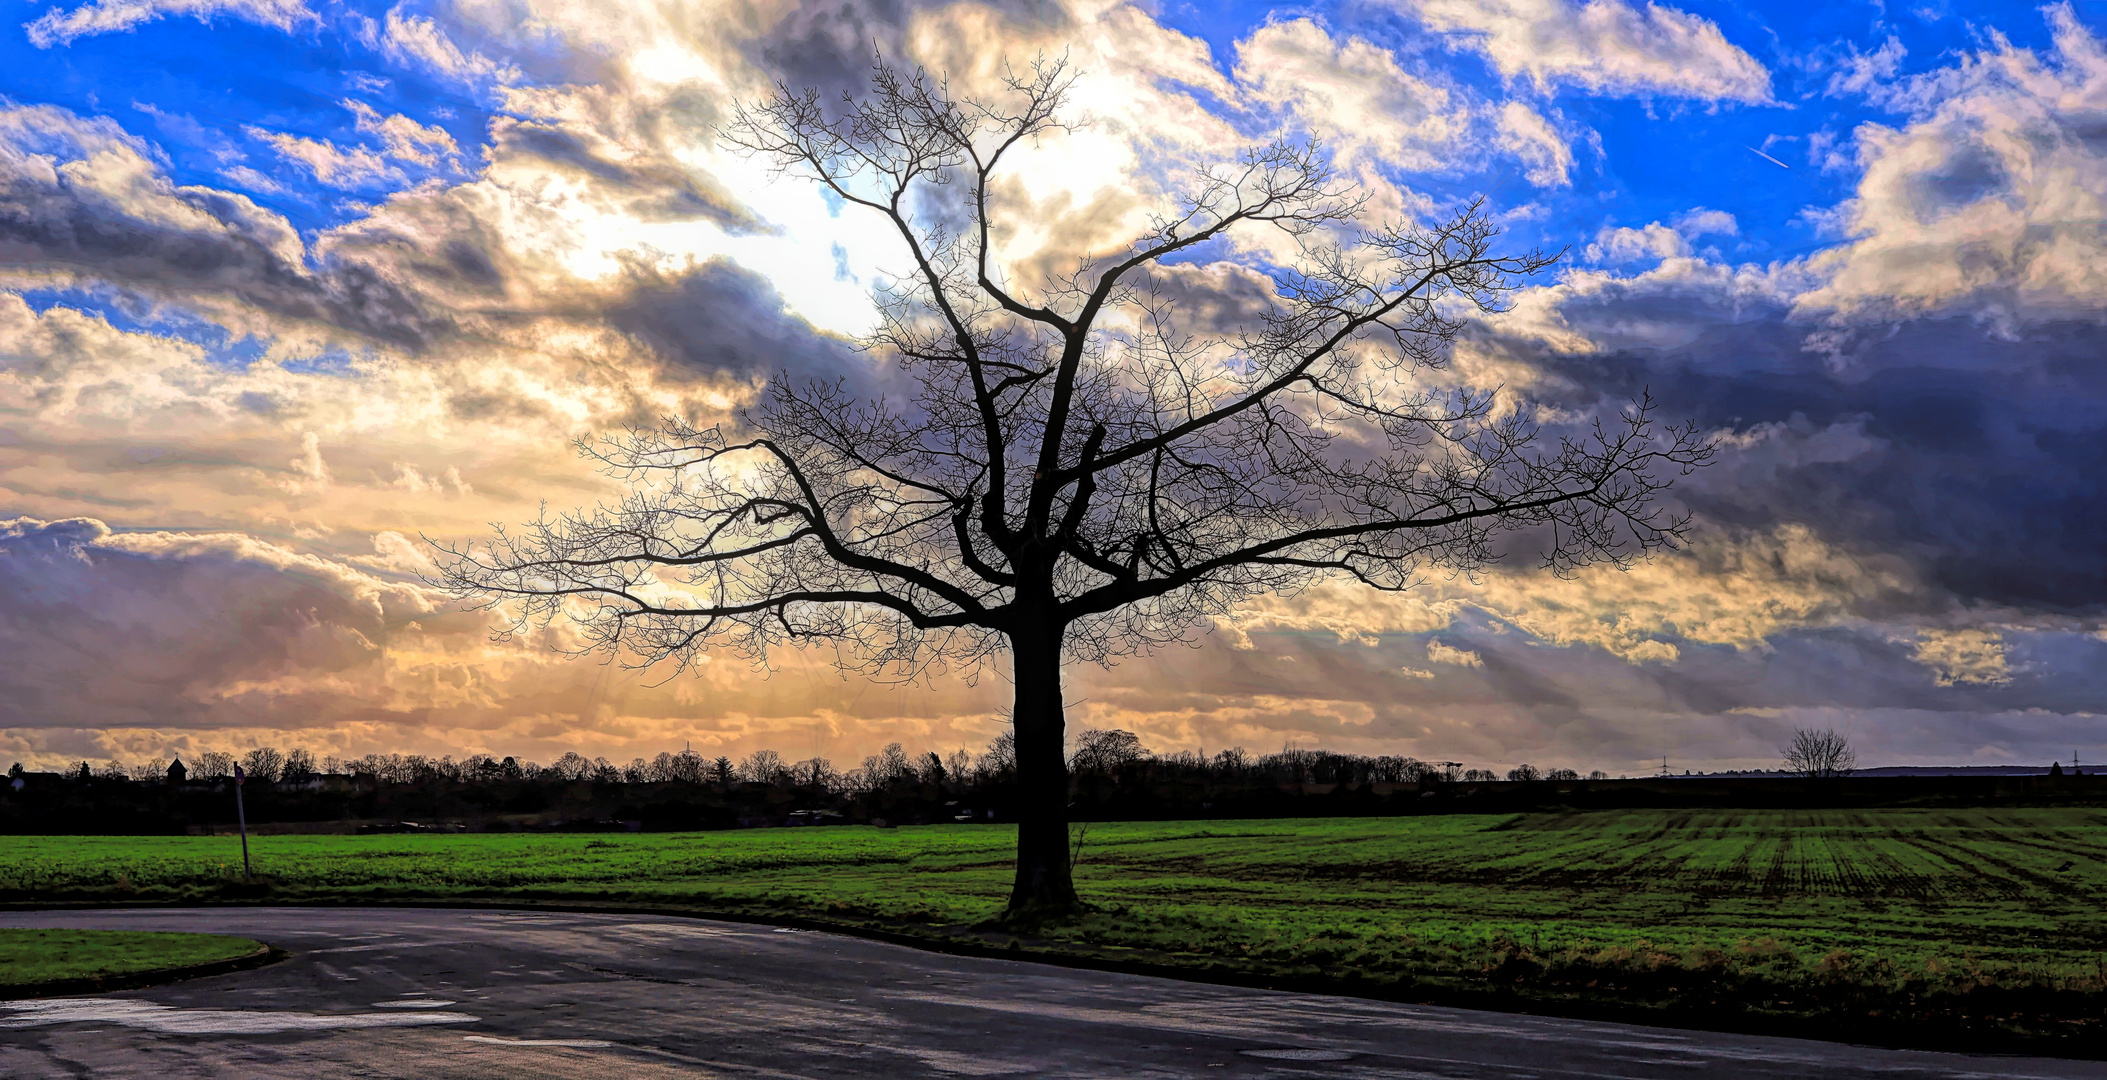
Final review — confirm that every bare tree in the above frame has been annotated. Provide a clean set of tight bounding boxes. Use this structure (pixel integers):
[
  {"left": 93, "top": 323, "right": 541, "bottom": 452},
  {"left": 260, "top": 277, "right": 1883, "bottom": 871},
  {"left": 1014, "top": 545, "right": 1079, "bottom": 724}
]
[
  {"left": 737, "top": 749, "right": 789, "bottom": 784},
  {"left": 1782, "top": 728, "right": 1857, "bottom": 779},
  {"left": 858, "top": 743, "right": 915, "bottom": 788},
  {"left": 1070, "top": 729, "right": 1149, "bottom": 775},
  {"left": 434, "top": 58, "right": 1712, "bottom": 919},
  {"left": 976, "top": 732, "right": 1016, "bottom": 778},
  {"left": 548, "top": 751, "right": 597, "bottom": 780},
  {"left": 791, "top": 756, "right": 839, "bottom": 788}
]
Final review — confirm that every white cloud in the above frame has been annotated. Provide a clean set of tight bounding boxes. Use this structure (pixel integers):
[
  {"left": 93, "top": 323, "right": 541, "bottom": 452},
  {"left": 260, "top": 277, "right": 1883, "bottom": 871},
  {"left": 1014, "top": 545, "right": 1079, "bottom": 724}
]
[
  {"left": 1588, "top": 222, "right": 1687, "bottom": 263},
  {"left": 1677, "top": 207, "right": 1738, "bottom": 237},
  {"left": 1620, "top": 640, "right": 1682, "bottom": 664},
  {"left": 1913, "top": 629, "right": 2012, "bottom": 687},
  {"left": 1480, "top": 243, "right": 1811, "bottom": 359},
  {"left": 1585, "top": 208, "right": 1737, "bottom": 263},
  {"left": 1494, "top": 101, "right": 1573, "bottom": 187},
  {"left": 25, "top": 0, "right": 311, "bottom": 47},
  {"left": 1796, "top": 6, "right": 2107, "bottom": 330},
  {"left": 283, "top": 430, "right": 331, "bottom": 492},
  {"left": 375, "top": 6, "right": 514, "bottom": 84},
  {"left": 1234, "top": 19, "right": 1469, "bottom": 172},
  {"left": 344, "top": 100, "right": 459, "bottom": 169},
  {"left": 247, "top": 127, "right": 397, "bottom": 188},
  {"left": 217, "top": 164, "right": 284, "bottom": 193},
  {"left": 1826, "top": 35, "right": 1907, "bottom": 99},
  {"left": 1393, "top": 0, "right": 1772, "bottom": 102},
  {"left": 0, "top": 103, "right": 311, "bottom": 279},
  {"left": 1426, "top": 639, "right": 1484, "bottom": 666}
]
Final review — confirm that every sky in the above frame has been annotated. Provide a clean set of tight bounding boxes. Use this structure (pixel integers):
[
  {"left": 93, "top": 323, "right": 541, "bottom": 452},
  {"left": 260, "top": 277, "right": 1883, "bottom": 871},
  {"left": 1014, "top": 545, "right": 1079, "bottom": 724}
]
[{"left": 1, "top": 0, "right": 2105, "bottom": 776}]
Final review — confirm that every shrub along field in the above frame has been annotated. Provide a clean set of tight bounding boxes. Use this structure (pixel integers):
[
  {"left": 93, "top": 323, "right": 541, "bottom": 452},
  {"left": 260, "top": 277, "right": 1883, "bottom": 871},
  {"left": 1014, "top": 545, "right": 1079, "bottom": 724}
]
[
  {"left": 0, "top": 929, "right": 264, "bottom": 989},
  {"left": 2, "top": 808, "right": 2102, "bottom": 1047}
]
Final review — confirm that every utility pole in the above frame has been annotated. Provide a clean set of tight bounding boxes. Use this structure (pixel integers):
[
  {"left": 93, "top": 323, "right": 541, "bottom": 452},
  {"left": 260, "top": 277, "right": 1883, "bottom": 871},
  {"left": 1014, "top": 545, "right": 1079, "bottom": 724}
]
[{"left": 232, "top": 764, "right": 252, "bottom": 881}]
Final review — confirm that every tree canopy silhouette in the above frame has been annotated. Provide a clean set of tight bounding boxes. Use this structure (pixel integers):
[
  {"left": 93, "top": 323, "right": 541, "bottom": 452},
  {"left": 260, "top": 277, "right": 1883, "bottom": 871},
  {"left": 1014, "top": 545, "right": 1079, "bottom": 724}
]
[
  {"left": 433, "top": 57, "right": 1714, "bottom": 918},
  {"left": 1782, "top": 728, "right": 1857, "bottom": 779}
]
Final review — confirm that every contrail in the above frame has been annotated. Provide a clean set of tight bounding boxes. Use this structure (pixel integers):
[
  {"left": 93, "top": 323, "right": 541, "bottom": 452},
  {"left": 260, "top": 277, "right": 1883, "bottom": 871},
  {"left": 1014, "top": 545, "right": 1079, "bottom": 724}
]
[{"left": 1746, "top": 145, "right": 1791, "bottom": 169}]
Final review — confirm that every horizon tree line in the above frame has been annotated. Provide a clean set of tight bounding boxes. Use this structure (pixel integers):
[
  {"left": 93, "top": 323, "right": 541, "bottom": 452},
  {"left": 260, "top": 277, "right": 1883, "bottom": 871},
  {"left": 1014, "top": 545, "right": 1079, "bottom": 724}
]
[
  {"left": 17, "top": 732, "right": 1615, "bottom": 791},
  {"left": 12, "top": 726, "right": 1873, "bottom": 791}
]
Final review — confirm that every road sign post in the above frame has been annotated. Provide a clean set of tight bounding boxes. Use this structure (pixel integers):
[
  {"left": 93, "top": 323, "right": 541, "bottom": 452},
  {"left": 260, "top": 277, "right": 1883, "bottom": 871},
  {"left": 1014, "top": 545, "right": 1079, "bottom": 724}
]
[{"left": 233, "top": 764, "right": 251, "bottom": 881}]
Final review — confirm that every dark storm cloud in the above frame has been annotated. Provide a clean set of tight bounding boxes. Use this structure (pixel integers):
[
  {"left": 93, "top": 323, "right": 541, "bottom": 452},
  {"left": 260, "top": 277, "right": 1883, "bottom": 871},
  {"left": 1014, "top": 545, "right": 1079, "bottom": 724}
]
[
  {"left": 494, "top": 120, "right": 754, "bottom": 226},
  {"left": 0, "top": 516, "right": 431, "bottom": 730},
  {"left": 602, "top": 257, "right": 871, "bottom": 388},
  {"left": 740, "top": 0, "right": 1072, "bottom": 94},
  {"left": 1497, "top": 277, "right": 2107, "bottom": 615},
  {"left": 0, "top": 107, "right": 446, "bottom": 349}
]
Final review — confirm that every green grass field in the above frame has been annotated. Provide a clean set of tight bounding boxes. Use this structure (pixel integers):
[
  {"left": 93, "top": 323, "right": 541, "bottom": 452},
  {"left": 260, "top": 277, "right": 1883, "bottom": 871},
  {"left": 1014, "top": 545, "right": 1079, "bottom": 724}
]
[
  {"left": 3, "top": 809, "right": 2103, "bottom": 1042},
  {"left": 0, "top": 929, "right": 264, "bottom": 989}
]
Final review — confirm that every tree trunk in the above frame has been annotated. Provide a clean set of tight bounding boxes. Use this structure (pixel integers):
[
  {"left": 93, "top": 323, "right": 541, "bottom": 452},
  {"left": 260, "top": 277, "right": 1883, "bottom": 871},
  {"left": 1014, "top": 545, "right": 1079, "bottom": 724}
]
[{"left": 1005, "top": 623, "right": 1080, "bottom": 920}]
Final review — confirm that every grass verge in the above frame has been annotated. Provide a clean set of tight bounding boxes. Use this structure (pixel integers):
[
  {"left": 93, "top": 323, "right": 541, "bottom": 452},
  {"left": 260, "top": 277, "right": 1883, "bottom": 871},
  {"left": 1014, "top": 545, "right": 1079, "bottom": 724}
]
[
  {"left": 0, "top": 928, "right": 268, "bottom": 996},
  {"left": 1, "top": 809, "right": 2102, "bottom": 1051}
]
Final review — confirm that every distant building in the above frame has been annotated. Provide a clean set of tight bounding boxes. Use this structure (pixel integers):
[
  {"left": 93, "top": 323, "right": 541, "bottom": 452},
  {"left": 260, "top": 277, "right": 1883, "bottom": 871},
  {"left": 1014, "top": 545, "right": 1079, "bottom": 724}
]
[{"left": 166, "top": 757, "right": 187, "bottom": 784}]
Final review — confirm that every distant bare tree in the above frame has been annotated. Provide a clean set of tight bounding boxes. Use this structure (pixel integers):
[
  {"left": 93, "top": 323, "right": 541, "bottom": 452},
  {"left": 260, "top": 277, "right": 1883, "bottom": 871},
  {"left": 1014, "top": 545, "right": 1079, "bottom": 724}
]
[
  {"left": 858, "top": 743, "right": 915, "bottom": 788},
  {"left": 1506, "top": 763, "right": 1542, "bottom": 782},
  {"left": 241, "top": 747, "right": 285, "bottom": 783},
  {"left": 737, "top": 749, "right": 789, "bottom": 784},
  {"left": 1070, "top": 730, "right": 1149, "bottom": 775},
  {"left": 1545, "top": 767, "right": 1579, "bottom": 781},
  {"left": 791, "top": 756, "right": 839, "bottom": 788},
  {"left": 976, "top": 732, "right": 1017, "bottom": 778},
  {"left": 1782, "top": 728, "right": 1857, "bottom": 778},
  {"left": 547, "top": 751, "right": 597, "bottom": 781},
  {"left": 563, "top": 754, "right": 587, "bottom": 780},
  {"left": 195, "top": 751, "right": 235, "bottom": 779},
  {"left": 434, "top": 58, "right": 1712, "bottom": 918}
]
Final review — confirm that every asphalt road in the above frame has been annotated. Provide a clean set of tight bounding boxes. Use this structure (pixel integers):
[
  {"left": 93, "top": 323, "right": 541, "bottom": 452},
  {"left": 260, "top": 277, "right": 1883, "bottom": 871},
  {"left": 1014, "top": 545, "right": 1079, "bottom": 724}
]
[{"left": 0, "top": 907, "right": 2098, "bottom": 1079}]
